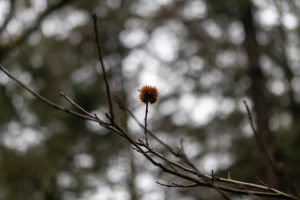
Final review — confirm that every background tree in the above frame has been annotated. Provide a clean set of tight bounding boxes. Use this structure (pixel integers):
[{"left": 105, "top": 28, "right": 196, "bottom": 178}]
[{"left": 0, "top": 0, "right": 299, "bottom": 199}]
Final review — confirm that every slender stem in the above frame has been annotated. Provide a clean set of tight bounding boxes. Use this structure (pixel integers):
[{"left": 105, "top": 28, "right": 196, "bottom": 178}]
[
  {"left": 92, "top": 14, "right": 114, "bottom": 122},
  {"left": 116, "top": 99, "right": 178, "bottom": 155},
  {"left": 243, "top": 100, "right": 279, "bottom": 176},
  {"left": 144, "top": 102, "right": 149, "bottom": 146}
]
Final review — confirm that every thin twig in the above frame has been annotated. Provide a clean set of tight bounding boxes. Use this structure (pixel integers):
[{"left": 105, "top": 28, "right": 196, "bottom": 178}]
[
  {"left": 156, "top": 181, "right": 199, "bottom": 188},
  {"left": 179, "top": 139, "right": 231, "bottom": 200},
  {"left": 179, "top": 139, "right": 201, "bottom": 174},
  {"left": 92, "top": 14, "right": 114, "bottom": 122},
  {"left": 60, "top": 91, "right": 94, "bottom": 118},
  {"left": 0, "top": 64, "right": 104, "bottom": 124},
  {"left": 243, "top": 100, "right": 280, "bottom": 177},
  {"left": 144, "top": 102, "right": 149, "bottom": 146},
  {"left": 139, "top": 140, "right": 233, "bottom": 200},
  {"left": 256, "top": 177, "right": 278, "bottom": 193}
]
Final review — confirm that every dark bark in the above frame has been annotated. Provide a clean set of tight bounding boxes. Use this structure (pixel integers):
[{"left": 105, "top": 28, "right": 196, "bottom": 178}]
[{"left": 240, "top": 0, "right": 279, "bottom": 187}]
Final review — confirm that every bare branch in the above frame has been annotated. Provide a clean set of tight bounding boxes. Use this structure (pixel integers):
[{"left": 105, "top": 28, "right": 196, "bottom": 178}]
[
  {"left": 92, "top": 14, "right": 114, "bottom": 122},
  {"left": 0, "top": 64, "right": 105, "bottom": 125},
  {"left": 1, "top": 58, "right": 299, "bottom": 200},
  {"left": 178, "top": 139, "right": 231, "bottom": 200},
  {"left": 156, "top": 181, "right": 199, "bottom": 188}
]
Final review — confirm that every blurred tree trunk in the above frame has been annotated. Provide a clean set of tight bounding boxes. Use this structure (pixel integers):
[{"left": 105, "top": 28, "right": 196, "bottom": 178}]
[
  {"left": 240, "top": 0, "right": 279, "bottom": 187},
  {"left": 128, "top": 151, "right": 139, "bottom": 200}
]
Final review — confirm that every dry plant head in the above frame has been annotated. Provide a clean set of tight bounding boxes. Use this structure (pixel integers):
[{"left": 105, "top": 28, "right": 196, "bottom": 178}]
[
  {"left": 139, "top": 85, "right": 158, "bottom": 146},
  {"left": 139, "top": 85, "right": 159, "bottom": 104}
]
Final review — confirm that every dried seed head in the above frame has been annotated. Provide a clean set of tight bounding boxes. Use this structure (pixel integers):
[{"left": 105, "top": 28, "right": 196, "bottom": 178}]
[{"left": 139, "top": 85, "right": 159, "bottom": 104}]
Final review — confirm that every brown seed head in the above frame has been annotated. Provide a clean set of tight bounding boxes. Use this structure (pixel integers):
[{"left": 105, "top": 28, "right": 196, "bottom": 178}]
[{"left": 139, "top": 85, "right": 159, "bottom": 104}]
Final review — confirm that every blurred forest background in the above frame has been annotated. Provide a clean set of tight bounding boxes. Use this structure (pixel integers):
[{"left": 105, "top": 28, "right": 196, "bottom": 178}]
[{"left": 0, "top": 0, "right": 299, "bottom": 199}]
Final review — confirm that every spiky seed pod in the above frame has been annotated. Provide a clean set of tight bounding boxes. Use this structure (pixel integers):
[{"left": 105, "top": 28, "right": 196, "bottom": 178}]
[{"left": 139, "top": 85, "right": 159, "bottom": 104}]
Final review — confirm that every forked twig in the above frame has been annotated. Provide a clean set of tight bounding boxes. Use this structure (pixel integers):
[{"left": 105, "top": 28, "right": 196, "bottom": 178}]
[{"left": 0, "top": 64, "right": 103, "bottom": 124}]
